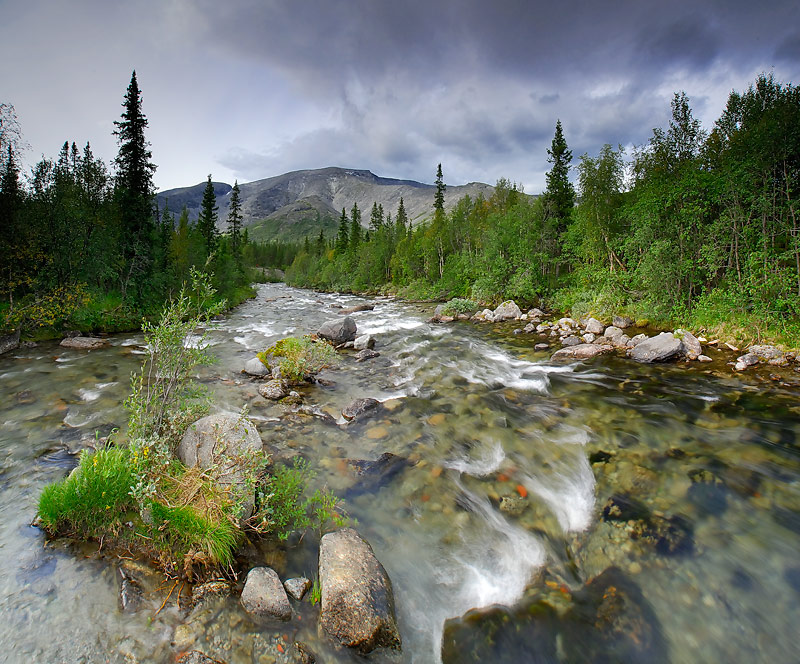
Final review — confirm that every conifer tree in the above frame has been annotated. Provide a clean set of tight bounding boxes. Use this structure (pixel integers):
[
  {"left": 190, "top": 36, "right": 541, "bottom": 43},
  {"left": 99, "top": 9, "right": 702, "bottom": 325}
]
[
  {"left": 544, "top": 119, "right": 575, "bottom": 229},
  {"left": 434, "top": 163, "right": 446, "bottom": 216},
  {"left": 227, "top": 180, "right": 243, "bottom": 265},
  {"left": 316, "top": 228, "right": 326, "bottom": 255},
  {"left": 335, "top": 207, "right": 349, "bottom": 254},
  {"left": 349, "top": 202, "right": 362, "bottom": 249},
  {"left": 113, "top": 71, "right": 157, "bottom": 294},
  {"left": 197, "top": 175, "right": 218, "bottom": 257},
  {"left": 369, "top": 201, "right": 384, "bottom": 232},
  {"left": 395, "top": 196, "right": 408, "bottom": 236}
]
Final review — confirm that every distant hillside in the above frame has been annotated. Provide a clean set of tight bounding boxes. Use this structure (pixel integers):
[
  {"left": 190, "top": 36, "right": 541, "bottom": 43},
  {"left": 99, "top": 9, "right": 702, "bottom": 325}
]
[{"left": 156, "top": 167, "right": 495, "bottom": 243}]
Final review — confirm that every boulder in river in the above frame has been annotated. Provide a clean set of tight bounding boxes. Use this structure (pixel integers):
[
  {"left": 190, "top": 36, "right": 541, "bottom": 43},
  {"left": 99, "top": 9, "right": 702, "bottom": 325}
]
[
  {"left": 561, "top": 335, "right": 582, "bottom": 347},
  {"left": 584, "top": 317, "right": 605, "bottom": 335},
  {"left": 603, "top": 325, "right": 624, "bottom": 341},
  {"left": 629, "top": 332, "right": 683, "bottom": 363},
  {"left": 317, "top": 317, "right": 357, "bottom": 344},
  {"left": 734, "top": 353, "right": 759, "bottom": 371},
  {"left": 342, "top": 303, "right": 375, "bottom": 314},
  {"left": 748, "top": 344, "right": 787, "bottom": 365},
  {"left": 59, "top": 336, "right": 108, "bottom": 350},
  {"left": 354, "top": 334, "right": 376, "bottom": 350},
  {"left": 492, "top": 300, "right": 522, "bottom": 321},
  {"left": 243, "top": 357, "right": 270, "bottom": 377},
  {"left": 355, "top": 349, "right": 380, "bottom": 362},
  {"left": 0, "top": 329, "right": 20, "bottom": 356},
  {"left": 342, "top": 397, "right": 381, "bottom": 421},
  {"left": 240, "top": 567, "right": 292, "bottom": 621},
  {"left": 177, "top": 413, "right": 263, "bottom": 519},
  {"left": 552, "top": 344, "right": 612, "bottom": 360},
  {"left": 675, "top": 329, "right": 702, "bottom": 360},
  {"left": 612, "top": 315, "right": 634, "bottom": 329},
  {"left": 259, "top": 379, "right": 289, "bottom": 400},
  {"left": 319, "top": 528, "right": 401, "bottom": 653}
]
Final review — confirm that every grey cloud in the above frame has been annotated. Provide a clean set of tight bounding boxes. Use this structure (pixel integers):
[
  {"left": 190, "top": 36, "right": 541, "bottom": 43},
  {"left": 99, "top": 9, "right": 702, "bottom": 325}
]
[{"left": 775, "top": 33, "right": 800, "bottom": 64}]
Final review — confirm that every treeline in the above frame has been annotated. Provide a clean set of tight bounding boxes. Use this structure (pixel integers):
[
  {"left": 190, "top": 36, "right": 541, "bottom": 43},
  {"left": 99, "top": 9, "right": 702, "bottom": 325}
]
[
  {"left": 0, "top": 73, "right": 273, "bottom": 334},
  {"left": 286, "top": 74, "right": 800, "bottom": 342}
]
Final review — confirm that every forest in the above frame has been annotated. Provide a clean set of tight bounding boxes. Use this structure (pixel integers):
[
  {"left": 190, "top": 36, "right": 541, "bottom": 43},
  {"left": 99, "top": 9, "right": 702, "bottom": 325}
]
[{"left": 286, "top": 74, "right": 800, "bottom": 346}]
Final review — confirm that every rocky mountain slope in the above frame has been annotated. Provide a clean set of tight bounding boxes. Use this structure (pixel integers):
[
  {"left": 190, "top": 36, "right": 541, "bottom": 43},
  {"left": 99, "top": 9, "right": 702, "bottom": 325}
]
[{"left": 156, "top": 167, "right": 495, "bottom": 243}]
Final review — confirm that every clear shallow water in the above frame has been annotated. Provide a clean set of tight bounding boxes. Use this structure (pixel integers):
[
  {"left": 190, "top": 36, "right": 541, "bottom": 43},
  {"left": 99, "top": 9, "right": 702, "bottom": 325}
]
[{"left": 0, "top": 283, "right": 799, "bottom": 663}]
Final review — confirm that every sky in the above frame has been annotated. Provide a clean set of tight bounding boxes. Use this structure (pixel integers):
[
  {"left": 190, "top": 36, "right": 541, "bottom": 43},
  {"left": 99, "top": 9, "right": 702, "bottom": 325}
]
[{"left": 1, "top": 0, "right": 798, "bottom": 194}]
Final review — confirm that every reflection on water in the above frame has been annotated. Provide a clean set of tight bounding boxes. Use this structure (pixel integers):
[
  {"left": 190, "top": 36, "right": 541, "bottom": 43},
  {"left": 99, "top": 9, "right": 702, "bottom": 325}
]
[{"left": 0, "top": 283, "right": 798, "bottom": 663}]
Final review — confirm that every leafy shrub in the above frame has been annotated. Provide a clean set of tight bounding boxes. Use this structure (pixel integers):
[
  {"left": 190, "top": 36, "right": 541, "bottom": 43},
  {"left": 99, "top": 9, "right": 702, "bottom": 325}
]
[
  {"left": 257, "top": 335, "right": 338, "bottom": 382},
  {"left": 441, "top": 298, "right": 478, "bottom": 316}
]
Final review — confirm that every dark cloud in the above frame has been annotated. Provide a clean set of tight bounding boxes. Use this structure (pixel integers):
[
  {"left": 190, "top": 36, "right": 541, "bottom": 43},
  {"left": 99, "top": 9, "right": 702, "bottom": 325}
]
[
  {"left": 637, "top": 15, "right": 721, "bottom": 70},
  {"left": 775, "top": 33, "right": 800, "bottom": 64}
]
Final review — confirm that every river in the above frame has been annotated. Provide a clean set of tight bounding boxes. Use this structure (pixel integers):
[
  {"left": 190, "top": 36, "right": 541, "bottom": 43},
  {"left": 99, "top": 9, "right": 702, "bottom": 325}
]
[{"left": 0, "top": 283, "right": 798, "bottom": 663}]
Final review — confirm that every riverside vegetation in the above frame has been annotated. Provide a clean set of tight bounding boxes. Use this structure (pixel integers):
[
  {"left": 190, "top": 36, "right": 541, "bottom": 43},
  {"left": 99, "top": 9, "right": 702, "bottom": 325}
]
[
  {"left": 285, "top": 74, "right": 800, "bottom": 349},
  {"left": 36, "top": 271, "right": 346, "bottom": 577}
]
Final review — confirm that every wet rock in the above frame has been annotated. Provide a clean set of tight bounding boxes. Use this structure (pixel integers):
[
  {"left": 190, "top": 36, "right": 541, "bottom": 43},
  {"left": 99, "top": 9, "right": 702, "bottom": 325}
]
[
  {"left": 529, "top": 307, "right": 545, "bottom": 318},
  {"left": 346, "top": 452, "right": 409, "bottom": 497},
  {"left": 259, "top": 379, "right": 288, "bottom": 400},
  {"left": 698, "top": 354, "right": 713, "bottom": 362},
  {"left": 177, "top": 413, "right": 263, "bottom": 519},
  {"left": 0, "top": 329, "right": 20, "bottom": 355},
  {"left": 561, "top": 335, "right": 582, "bottom": 347},
  {"left": 734, "top": 353, "right": 759, "bottom": 371},
  {"left": 243, "top": 357, "right": 269, "bottom": 377},
  {"left": 293, "top": 404, "right": 338, "bottom": 425},
  {"left": 552, "top": 343, "right": 612, "bottom": 360},
  {"left": 492, "top": 300, "right": 522, "bottom": 321},
  {"left": 294, "top": 641, "right": 317, "bottom": 664},
  {"left": 499, "top": 495, "right": 528, "bottom": 516},
  {"left": 342, "top": 303, "right": 374, "bottom": 314},
  {"left": 192, "top": 580, "right": 232, "bottom": 608},
  {"left": 535, "top": 323, "right": 549, "bottom": 332},
  {"left": 342, "top": 397, "right": 381, "bottom": 421},
  {"left": 523, "top": 322, "right": 536, "bottom": 333},
  {"left": 614, "top": 334, "right": 631, "bottom": 348},
  {"left": 319, "top": 528, "right": 401, "bottom": 653},
  {"left": 629, "top": 332, "right": 682, "bottom": 363},
  {"left": 59, "top": 336, "right": 109, "bottom": 350},
  {"left": 589, "top": 450, "right": 613, "bottom": 464},
  {"left": 284, "top": 577, "right": 311, "bottom": 601},
  {"left": 748, "top": 344, "right": 784, "bottom": 362},
  {"left": 355, "top": 349, "right": 380, "bottom": 362},
  {"left": 353, "top": 334, "right": 375, "bottom": 350},
  {"left": 675, "top": 329, "right": 702, "bottom": 360},
  {"left": 176, "top": 651, "right": 222, "bottom": 664},
  {"left": 582, "top": 332, "right": 596, "bottom": 344},
  {"left": 602, "top": 493, "right": 651, "bottom": 523},
  {"left": 317, "top": 317, "right": 357, "bottom": 344},
  {"left": 471, "top": 308, "right": 494, "bottom": 322},
  {"left": 628, "top": 333, "right": 647, "bottom": 347},
  {"left": 15, "top": 390, "right": 35, "bottom": 404},
  {"left": 119, "top": 566, "right": 145, "bottom": 613},
  {"left": 534, "top": 343, "right": 550, "bottom": 351},
  {"left": 584, "top": 317, "right": 605, "bottom": 335},
  {"left": 603, "top": 325, "right": 624, "bottom": 341},
  {"left": 241, "top": 567, "right": 292, "bottom": 621},
  {"left": 612, "top": 315, "right": 634, "bottom": 329}
]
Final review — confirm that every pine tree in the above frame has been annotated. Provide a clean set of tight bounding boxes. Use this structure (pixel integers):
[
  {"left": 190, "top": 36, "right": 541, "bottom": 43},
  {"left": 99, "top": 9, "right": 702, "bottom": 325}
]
[
  {"left": 335, "top": 207, "right": 349, "bottom": 254},
  {"left": 434, "top": 163, "right": 446, "bottom": 216},
  {"left": 544, "top": 119, "right": 575, "bottom": 229},
  {"left": 227, "top": 180, "right": 243, "bottom": 266},
  {"left": 113, "top": 71, "right": 157, "bottom": 294},
  {"left": 0, "top": 145, "right": 22, "bottom": 298},
  {"left": 197, "top": 175, "right": 218, "bottom": 257},
  {"left": 349, "top": 202, "right": 362, "bottom": 249},
  {"left": 395, "top": 196, "right": 408, "bottom": 236},
  {"left": 316, "top": 228, "right": 326, "bottom": 255},
  {"left": 369, "top": 201, "right": 384, "bottom": 232}
]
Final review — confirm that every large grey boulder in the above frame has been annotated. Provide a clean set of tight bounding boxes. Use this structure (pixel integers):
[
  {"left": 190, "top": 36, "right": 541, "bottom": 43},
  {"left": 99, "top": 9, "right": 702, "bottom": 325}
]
[
  {"left": 584, "top": 318, "right": 605, "bottom": 335},
  {"left": 177, "top": 413, "right": 262, "bottom": 519},
  {"left": 241, "top": 567, "right": 291, "bottom": 621},
  {"left": 603, "top": 326, "right": 624, "bottom": 341},
  {"left": 354, "top": 334, "right": 376, "bottom": 350},
  {"left": 318, "top": 317, "right": 357, "bottom": 344},
  {"left": 492, "top": 300, "right": 522, "bottom": 321},
  {"left": 59, "top": 336, "right": 108, "bottom": 350},
  {"left": 675, "top": 329, "right": 702, "bottom": 360},
  {"left": 0, "top": 329, "right": 20, "bottom": 356},
  {"left": 319, "top": 528, "right": 401, "bottom": 653},
  {"left": 243, "top": 357, "right": 270, "bottom": 377},
  {"left": 613, "top": 315, "right": 634, "bottom": 329},
  {"left": 342, "top": 303, "right": 374, "bottom": 314},
  {"left": 259, "top": 379, "right": 288, "bottom": 400},
  {"left": 748, "top": 344, "right": 787, "bottom": 365},
  {"left": 629, "top": 332, "right": 683, "bottom": 363},
  {"left": 552, "top": 344, "right": 613, "bottom": 360}
]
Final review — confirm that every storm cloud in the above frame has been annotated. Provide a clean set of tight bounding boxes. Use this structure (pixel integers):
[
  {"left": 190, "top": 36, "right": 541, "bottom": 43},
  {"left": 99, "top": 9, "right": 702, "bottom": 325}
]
[{"left": 1, "top": 0, "right": 797, "bottom": 193}]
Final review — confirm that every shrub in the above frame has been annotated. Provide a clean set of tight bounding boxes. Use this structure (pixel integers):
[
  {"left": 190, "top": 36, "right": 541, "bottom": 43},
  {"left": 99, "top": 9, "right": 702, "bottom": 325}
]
[
  {"left": 441, "top": 298, "right": 478, "bottom": 316},
  {"left": 257, "top": 335, "right": 338, "bottom": 382}
]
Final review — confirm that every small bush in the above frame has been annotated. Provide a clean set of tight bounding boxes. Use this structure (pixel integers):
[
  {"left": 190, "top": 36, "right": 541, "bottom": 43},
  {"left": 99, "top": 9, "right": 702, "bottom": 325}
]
[
  {"left": 257, "top": 335, "right": 338, "bottom": 382},
  {"left": 441, "top": 298, "right": 478, "bottom": 316}
]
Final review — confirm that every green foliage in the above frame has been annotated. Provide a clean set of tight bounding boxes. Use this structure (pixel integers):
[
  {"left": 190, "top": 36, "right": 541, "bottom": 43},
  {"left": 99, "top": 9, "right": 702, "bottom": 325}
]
[
  {"left": 309, "top": 575, "right": 321, "bottom": 605},
  {"left": 441, "top": 298, "right": 478, "bottom": 316},
  {"left": 257, "top": 335, "right": 338, "bottom": 382}
]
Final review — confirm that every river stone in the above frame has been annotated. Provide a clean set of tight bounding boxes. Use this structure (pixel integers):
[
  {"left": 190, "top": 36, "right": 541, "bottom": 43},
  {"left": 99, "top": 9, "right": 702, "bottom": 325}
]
[
  {"left": 584, "top": 317, "right": 605, "bottom": 335},
  {"left": 354, "top": 334, "right": 376, "bottom": 350},
  {"left": 582, "top": 332, "right": 596, "bottom": 344},
  {"left": 0, "top": 329, "right": 20, "bottom": 356},
  {"left": 355, "top": 349, "right": 380, "bottom": 362},
  {"left": 629, "top": 332, "right": 682, "bottom": 363},
  {"left": 259, "top": 379, "right": 288, "bottom": 400},
  {"left": 191, "top": 580, "right": 232, "bottom": 608},
  {"left": 561, "top": 335, "right": 582, "bottom": 347},
  {"left": 603, "top": 325, "right": 624, "bottom": 341},
  {"left": 176, "top": 651, "right": 219, "bottom": 664},
  {"left": 628, "top": 333, "right": 647, "bottom": 347},
  {"left": 523, "top": 323, "right": 536, "bottom": 333},
  {"left": 284, "top": 577, "right": 312, "bottom": 601},
  {"left": 342, "top": 397, "right": 381, "bottom": 421},
  {"left": 698, "top": 354, "right": 713, "bottom": 362},
  {"left": 59, "top": 336, "right": 108, "bottom": 350},
  {"left": 734, "top": 353, "right": 759, "bottom": 371},
  {"left": 177, "top": 413, "right": 263, "bottom": 518},
  {"left": 552, "top": 344, "right": 612, "bottom": 360},
  {"left": 748, "top": 344, "right": 785, "bottom": 364},
  {"left": 318, "top": 316, "right": 357, "bottom": 344},
  {"left": 613, "top": 315, "right": 634, "bottom": 329},
  {"left": 319, "top": 528, "right": 401, "bottom": 653},
  {"left": 534, "top": 343, "right": 550, "bottom": 351},
  {"left": 241, "top": 567, "right": 291, "bottom": 621},
  {"left": 492, "top": 300, "right": 522, "bottom": 321},
  {"left": 118, "top": 567, "right": 144, "bottom": 613},
  {"left": 342, "top": 303, "right": 374, "bottom": 314},
  {"left": 243, "top": 357, "right": 270, "bottom": 376},
  {"left": 676, "top": 329, "right": 702, "bottom": 360}
]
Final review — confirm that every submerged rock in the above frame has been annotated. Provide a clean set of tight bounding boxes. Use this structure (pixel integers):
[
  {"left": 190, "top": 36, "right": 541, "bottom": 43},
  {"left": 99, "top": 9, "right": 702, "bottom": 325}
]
[
  {"left": 0, "top": 329, "right": 20, "bottom": 356},
  {"left": 355, "top": 349, "right": 380, "bottom": 362},
  {"left": 552, "top": 344, "right": 612, "bottom": 360},
  {"left": 319, "top": 528, "right": 401, "bottom": 653},
  {"left": 59, "top": 336, "right": 108, "bottom": 350},
  {"left": 176, "top": 652, "right": 221, "bottom": 664},
  {"left": 191, "top": 580, "right": 232, "bottom": 609},
  {"left": 118, "top": 567, "right": 144, "bottom": 613},
  {"left": 342, "top": 397, "right": 381, "bottom": 422},
  {"left": 345, "top": 452, "right": 409, "bottom": 497},
  {"left": 317, "top": 317, "right": 357, "bottom": 344},
  {"left": 734, "top": 353, "right": 760, "bottom": 371},
  {"left": 259, "top": 379, "right": 289, "bottom": 400},
  {"left": 342, "top": 303, "right": 375, "bottom": 314},
  {"left": 241, "top": 566, "right": 292, "bottom": 621},
  {"left": 629, "top": 332, "right": 682, "bottom": 363}
]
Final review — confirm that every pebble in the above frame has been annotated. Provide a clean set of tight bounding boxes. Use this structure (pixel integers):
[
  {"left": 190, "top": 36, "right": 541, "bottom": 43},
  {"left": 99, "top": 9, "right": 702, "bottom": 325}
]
[
  {"left": 628, "top": 561, "right": 642, "bottom": 575},
  {"left": 427, "top": 413, "right": 447, "bottom": 426},
  {"left": 366, "top": 426, "right": 388, "bottom": 439}
]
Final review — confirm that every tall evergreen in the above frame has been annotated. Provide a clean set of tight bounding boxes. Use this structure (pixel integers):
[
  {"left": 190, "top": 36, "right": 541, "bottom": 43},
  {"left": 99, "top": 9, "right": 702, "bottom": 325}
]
[
  {"left": 316, "top": 228, "right": 326, "bottom": 255},
  {"left": 227, "top": 180, "right": 243, "bottom": 265},
  {"left": 0, "top": 145, "right": 22, "bottom": 297},
  {"left": 197, "top": 175, "right": 218, "bottom": 256},
  {"left": 349, "top": 202, "right": 362, "bottom": 249},
  {"left": 434, "top": 163, "right": 446, "bottom": 215},
  {"left": 335, "top": 207, "right": 349, "bottom": 254},
  {"left": 369, "top": 201, "right": 384, "bottom": 232},
  {"left": 395, "top": 196, "right": 408, "bottom": 236},
  {"left": 113, "top": 71, "right": 157, "bottom": 294},
  {"left": 544, "top": 120, "right": 575, "bottom": 228}
]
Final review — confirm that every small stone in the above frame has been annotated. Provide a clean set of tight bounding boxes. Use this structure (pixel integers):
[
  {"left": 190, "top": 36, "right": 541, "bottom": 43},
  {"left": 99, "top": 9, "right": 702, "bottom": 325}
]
[
  {"left": 499, "top": 495, "right": 527, "bottom": 516},
  {"left": 244, "top": 357, "right": 270, "bottom": 376},
  {"left": 241, "top": 567, "right": 291, "bottom": 621},
  {"left": 534, "top": 343, "right": 550, "bottom": 351},
  {"left": 259, "top": 379, "right": 288, "bottom": 400},
  {"left": 284, "top": 577, "right": 312, "bottom": 601},
  {"left": 734, "top": 353, "right": 759, "bottom": 371},
  {"left": 355, "top": 349, "right": 380, "bottom": 362},
  {"left": 698, "top": 355, "right": 712, "bottom": 362},
  {"left": 366, "top": 426, "right": 388, "bottom": 440},
  {"left": 342, "top": 398, "right": 381, "bottom": 421},
  {"left": 172, "top": 624, "right": 197, "bottom": 651},
  {"left": 604, "top": 325, "right": 624, "bottom": 340},
  {"left": 584, "top": 317, "right": 605, "bottom": 335},
  {"left": 582, "top": 332, "right": 596, "bottom": 344},
  {"left": 354, "top": 334, "right": 376, "bottom": 350},
  {"left": 561, "top": 335, "right": 582, "bottom": 347},
  {"left": 612, "top": 315, "right": 634, "bottom": 328},
  {"left": 427, "top": 413, "right": 446, "bottom": 426}
]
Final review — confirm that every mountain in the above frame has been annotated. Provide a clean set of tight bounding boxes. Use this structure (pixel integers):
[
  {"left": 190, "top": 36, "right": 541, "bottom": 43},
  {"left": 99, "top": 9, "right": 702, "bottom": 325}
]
[{"left": 156, "top": 167, "right": 494, "bottom": 243}]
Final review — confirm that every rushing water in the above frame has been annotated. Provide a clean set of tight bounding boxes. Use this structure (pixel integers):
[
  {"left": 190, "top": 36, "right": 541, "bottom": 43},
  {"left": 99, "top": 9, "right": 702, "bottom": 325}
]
[{"left": 1, "top": 283, "right": 799, "bottom": 663}]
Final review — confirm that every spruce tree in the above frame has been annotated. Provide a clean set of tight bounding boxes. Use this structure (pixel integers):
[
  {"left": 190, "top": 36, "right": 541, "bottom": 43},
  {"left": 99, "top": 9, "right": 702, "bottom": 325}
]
[
  {"left": 434, "top": 163, "right": 446, "bottom": 216},
  {"left": 335, "top": 207, "right": 349, "bottom": 254},
  {"left": 113, "top": 71, "right": 157, "bottom": 294},
  {"left": 349, "top": 202, "right": 362, "bottom": 249},
  {"left": 395, "top": 196, "right": 408, "bottom": 236},
  {"left": 0, "top": 145, "right": 22, "bottom": 296},
  {"left": 369, "top": 201, "right": 384, "bottom": 232},
  {"left": 544, "top": 119, "right": 575, "bottom": 229},
  {"left": 227, "top": 180, "right": 243, "bottom": 266},
  {"left": 197, "top": 175, "right": 218, "bottom": 257},
  {"left": 316, "top": 228, "right": 326, "bottom": 255}
]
